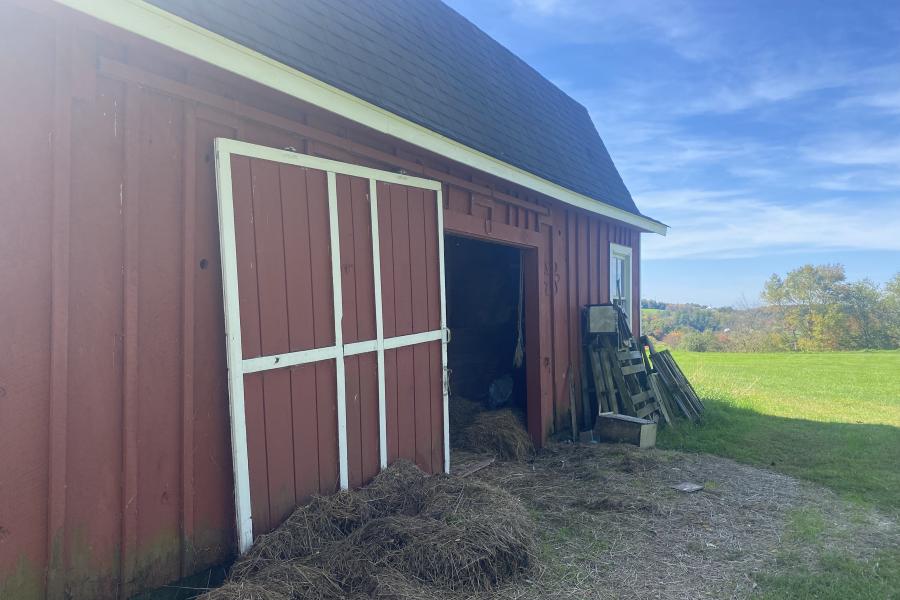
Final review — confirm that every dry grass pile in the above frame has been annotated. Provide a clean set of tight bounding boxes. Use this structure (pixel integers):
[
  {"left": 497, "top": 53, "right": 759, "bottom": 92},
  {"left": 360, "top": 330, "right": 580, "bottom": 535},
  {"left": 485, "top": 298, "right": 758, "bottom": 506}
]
[
  {"left": 455, "top": 409, "right": 534, "bottom": 461},
  {"left": 448, "top": 395, "right": 482, "bottom": 433},
  {"left": 200, "top": 561, "right": 340, "bottom": 600},
  {"left": 200, "top": 460, "right": 535, "bottom": 599}
]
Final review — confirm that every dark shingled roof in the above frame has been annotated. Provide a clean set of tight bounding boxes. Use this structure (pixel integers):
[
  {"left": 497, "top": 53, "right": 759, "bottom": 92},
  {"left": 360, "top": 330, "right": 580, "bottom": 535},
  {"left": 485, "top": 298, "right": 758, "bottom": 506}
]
[{"left": 148, "top": 0, "right": 641, "bottom": 215}]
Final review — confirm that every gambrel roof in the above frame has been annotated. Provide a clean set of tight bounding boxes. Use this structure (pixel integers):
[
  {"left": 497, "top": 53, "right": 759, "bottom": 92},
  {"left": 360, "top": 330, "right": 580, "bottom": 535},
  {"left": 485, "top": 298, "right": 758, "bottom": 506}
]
[{"left": 148, "top": 0, "right": 649, "bottom": 219}]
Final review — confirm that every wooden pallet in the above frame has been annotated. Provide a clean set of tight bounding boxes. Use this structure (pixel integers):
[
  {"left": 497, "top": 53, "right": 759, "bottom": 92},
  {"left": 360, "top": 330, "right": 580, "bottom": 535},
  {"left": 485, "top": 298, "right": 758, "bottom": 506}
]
[
  {"left": 580, "top": 303, "right": 705, "bottom": 429},
  {"left": 643, "top": 337, "right": 704, "bottom": 421},
  {"left": 582, "top": 304, "right": 667, "bottom": 425}
]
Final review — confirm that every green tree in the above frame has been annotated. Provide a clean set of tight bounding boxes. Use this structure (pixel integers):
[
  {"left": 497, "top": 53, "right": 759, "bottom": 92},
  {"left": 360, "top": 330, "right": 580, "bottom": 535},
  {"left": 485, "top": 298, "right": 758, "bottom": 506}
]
[
  {"left": 762, "top": 264, "right": 846, "bottom": 350},
  {"left": 883, "top": 273, "right": 900, "bottom": 346},
  {"left": 680, "top": 329, "right": 723, "bottom": 352},
  {"left": 838, "top": 279, "right": 890, "bottom": 349}
]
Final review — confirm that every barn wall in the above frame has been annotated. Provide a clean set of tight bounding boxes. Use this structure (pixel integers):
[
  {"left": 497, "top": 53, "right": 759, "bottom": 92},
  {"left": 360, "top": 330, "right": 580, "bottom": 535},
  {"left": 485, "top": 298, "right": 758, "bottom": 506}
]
[{"left": 0, "top": 3, "right": 644, "bottom": 598}]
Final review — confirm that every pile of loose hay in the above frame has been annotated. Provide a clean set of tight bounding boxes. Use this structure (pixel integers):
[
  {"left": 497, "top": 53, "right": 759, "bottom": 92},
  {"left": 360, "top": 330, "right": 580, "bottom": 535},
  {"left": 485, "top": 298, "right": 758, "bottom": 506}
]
[
  {"left": 200, "top": 460, "right": 535, "bottom": 600},
  {"left": 448, "top": 396, "right": 482, "bottom": 433},
  {"left": 455, "top": 409, "right": 534, "bottom": 461}
]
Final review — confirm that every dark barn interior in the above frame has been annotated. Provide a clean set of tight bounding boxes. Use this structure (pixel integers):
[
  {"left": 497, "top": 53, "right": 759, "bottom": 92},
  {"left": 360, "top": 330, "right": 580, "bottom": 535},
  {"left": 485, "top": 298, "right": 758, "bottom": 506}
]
[{"left": 445, "top": 235, "right": 528, "bottom": 432}]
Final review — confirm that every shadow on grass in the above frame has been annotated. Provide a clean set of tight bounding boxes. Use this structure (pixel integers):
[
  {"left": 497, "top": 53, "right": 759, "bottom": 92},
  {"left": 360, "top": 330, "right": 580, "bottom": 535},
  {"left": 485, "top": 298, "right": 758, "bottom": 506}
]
[{"left": 658, "top": 398, "right": 900, "bottom": 515}]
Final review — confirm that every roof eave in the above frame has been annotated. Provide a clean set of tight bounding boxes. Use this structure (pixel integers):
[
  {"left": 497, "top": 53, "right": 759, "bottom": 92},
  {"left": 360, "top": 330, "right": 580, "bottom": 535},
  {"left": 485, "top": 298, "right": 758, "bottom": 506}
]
[{"left": 55, "top": 0, "right": 668, "bottom": 237}]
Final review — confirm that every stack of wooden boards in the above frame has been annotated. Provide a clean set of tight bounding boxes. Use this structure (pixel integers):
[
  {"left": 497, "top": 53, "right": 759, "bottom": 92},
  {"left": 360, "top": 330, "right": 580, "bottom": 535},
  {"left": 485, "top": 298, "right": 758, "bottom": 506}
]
[
  {"left": 645, "top": 341, "right": 704, "bottom": 423},
  {"left": 581, "top": 304, "right": 704, "bottom": 428}
]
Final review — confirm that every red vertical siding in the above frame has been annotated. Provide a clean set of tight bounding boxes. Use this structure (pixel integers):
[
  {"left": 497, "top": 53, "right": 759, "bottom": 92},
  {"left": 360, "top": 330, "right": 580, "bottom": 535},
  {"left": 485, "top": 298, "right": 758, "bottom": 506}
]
[
  {"left": 190, "top": 117, "right": 236, "bottom": 573},
  {"left": 0, "top": 9, "right": 54, "bottom": 595},
  {"left": 408, "top": 189, "right": 433, "bottom": 471},
  {"left": 377, "top": 184, "right": 444, "bottom": 474},
  {"left": 135, "top": 89, "right": 185, "bottom": 583},
  {"left": 65, "top": 74, "right": 128, "bottom": 599}
]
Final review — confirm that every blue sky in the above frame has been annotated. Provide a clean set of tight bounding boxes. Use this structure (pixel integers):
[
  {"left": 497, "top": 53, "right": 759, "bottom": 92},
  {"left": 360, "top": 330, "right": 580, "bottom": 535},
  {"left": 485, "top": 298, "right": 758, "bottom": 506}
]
[{"left": 444, "top": 0, "right": 900, "bottom": 306}]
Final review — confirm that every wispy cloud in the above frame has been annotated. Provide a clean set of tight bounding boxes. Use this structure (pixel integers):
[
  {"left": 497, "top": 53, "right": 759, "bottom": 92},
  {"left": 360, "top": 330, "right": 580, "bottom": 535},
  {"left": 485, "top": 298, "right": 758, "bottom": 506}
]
[
  {"left": 802, "top": 135, "right": 900, "bottom": 166},
  {"left": 509, "top": 0, "right": 715, "bottom": 59},
  {"left": 604, "top": 130, "right": 747, "bottom": 173},
  {"left": 683, "top": 65, "right": 849, "bottom": 114},
  {"left": 639, "top": 189, "right": 900, "bottom": 260},
  {"left": 813, "top": 170, "right": 900, "bottom": 192},
  {"left": 843, "top": 90, "right": 900, "bottom": 115},
  {"left": 727, "top": 166, "right": 783, "bottom": 182}
]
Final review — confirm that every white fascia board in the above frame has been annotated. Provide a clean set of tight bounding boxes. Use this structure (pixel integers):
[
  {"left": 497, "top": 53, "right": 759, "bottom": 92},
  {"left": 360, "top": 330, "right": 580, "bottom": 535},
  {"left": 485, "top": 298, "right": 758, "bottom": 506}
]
[{"left": 54, "top": 0, "right": 668, "bottom": 236}]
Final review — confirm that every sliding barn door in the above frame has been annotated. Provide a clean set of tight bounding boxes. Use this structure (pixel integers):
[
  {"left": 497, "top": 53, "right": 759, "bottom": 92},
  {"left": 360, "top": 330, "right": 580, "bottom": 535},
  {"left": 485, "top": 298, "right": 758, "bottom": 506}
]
[{"left": 214, "top": 139, "right": 448, "bottom": 552}]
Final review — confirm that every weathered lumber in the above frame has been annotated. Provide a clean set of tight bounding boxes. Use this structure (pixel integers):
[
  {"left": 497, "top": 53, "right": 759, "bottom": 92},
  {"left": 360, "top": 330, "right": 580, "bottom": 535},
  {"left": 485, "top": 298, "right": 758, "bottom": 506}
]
[
  {"left": 593, "top": 412, "right": 657, "bottom": 448},
  {"left": 599, "top": 345, "right": 619, "bottom": 414},
  {"left": 589, "top": 347, "right": 609, "bottom": 413},
  {"left": 621, "top": 363, "right": 646, "bottom": 376},
  {"left": 456, "top": 457, "right": 495, "bottom": 478},
  {"left": 662, "top": 350, "right": 705, "bottom": 411},
  {"left": 649, "top": 372, "right": 674, "bottom": 426},
  {"left": 651, "top": 350, "right": 701, "bottom": 421},
  {"left": 603, "top": 347, "right": 637, "bottom": 415}
]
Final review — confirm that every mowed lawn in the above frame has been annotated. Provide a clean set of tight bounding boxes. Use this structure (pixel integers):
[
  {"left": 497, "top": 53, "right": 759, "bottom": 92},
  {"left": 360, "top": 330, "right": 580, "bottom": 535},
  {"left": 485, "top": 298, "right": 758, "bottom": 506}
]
[
  {"left": 660, "top": 351, "right": 900, "bottom": 512},
  {"left": 658, "top": 351, "right": 900, "bottom": 598}
]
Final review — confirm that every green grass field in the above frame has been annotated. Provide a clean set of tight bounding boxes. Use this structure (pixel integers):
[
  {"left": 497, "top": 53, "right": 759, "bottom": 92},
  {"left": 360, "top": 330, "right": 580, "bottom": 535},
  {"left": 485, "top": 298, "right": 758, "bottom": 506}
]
[{"left": 658, "top": 351, "right": 900, "bottom": 598}]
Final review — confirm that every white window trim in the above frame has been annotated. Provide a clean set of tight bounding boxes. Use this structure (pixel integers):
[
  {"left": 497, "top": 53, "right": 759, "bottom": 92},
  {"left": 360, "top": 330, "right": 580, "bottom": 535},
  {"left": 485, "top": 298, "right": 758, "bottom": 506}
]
[
  {"left": 609, "top": 243, "right": 633, "bottom": 327},
  {"left": 54, "top": 0, "right": 667, "bottom": 236},
  {"left": 214, "top": 138, "right": 449, "bottom": 554}
]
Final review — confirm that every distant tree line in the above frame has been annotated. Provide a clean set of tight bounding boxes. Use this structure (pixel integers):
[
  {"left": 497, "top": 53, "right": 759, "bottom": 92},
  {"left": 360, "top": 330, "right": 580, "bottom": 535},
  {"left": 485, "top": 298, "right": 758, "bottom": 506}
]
[{"left": 642, "top": 264, "right": 900, "bottom": 352}]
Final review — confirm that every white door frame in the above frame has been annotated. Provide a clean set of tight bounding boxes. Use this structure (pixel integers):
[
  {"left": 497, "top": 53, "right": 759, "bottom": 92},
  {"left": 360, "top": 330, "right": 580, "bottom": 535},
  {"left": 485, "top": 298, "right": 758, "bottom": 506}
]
[{"left": 214, "top": 138, "right": 449, "bottom": 553}]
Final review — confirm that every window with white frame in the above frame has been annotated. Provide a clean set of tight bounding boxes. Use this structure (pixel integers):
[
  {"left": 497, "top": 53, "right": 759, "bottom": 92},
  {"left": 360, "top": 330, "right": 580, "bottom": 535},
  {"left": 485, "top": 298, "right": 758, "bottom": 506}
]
[{"left": 609, "top": 243, "right": 633, "bottom": 326}]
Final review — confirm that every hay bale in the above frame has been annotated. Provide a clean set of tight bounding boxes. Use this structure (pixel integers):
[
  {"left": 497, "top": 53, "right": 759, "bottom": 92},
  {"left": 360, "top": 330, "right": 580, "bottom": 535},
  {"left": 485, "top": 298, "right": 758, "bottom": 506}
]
[
  {"left": 229, "top": 490, "right": 373, "bottom": 580},
  {"left": 368, "top": 571, "right": 443, "bottom": 600},
  {"left": 456, "top": 409, "right": 534, "bottom": 461},
  {"left": 201, "top": 461, "right": 535, "bottom": 600},
  {"left": 199, "top": 581, "right": 290, "bottom": 600},
  {"left": 319, "top": 475, "right": 535, "bottom": 593},
  {"left": 230, "top": 462, "right": 428, "bottom": 581},
  {"left": 363, "top": 459, "right": 430, "bottom": 517},
  {"left": 205, "top": 561, "right": 341, "bottom": 600}
]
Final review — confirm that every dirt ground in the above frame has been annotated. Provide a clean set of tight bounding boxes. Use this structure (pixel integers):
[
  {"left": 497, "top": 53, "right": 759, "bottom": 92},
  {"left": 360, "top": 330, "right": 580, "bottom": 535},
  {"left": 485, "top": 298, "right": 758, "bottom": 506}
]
[{"left": 451, "top": 443, "right": 900, "bottom": 600}]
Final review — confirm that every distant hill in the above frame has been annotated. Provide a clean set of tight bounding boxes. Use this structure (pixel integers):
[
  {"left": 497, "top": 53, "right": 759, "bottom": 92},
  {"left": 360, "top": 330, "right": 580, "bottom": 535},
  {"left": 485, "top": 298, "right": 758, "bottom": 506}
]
[{"left": 642, "top": 264, "right": 900, "bottom": 352}]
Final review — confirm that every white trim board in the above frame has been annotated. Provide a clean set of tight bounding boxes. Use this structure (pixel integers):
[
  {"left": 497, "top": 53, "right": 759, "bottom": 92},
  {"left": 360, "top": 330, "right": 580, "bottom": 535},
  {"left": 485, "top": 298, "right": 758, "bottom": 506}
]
[
  {"left": 214, "top": 139, "right": 448, "bottom": 553},
  {"left": 212, "top": 139, "right": 254, "bottom": 554},
  {"left": 240, "top": 330, "right": 444, "bottom": 375},
  {"left": 326, "top": 171, "right": 349, "bottom": 492},
  {"left": 609, "top": 242, "right": 634, "bottom": 327},
  {"left": 53, "top": 0, "right": 667, "bottom": 236}
]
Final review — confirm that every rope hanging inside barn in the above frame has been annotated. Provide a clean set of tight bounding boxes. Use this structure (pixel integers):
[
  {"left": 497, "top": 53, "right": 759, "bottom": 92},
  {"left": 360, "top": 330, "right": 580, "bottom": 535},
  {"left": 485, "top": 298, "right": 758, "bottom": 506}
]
[{"left": 513, "top": 253, "right": 525, "bottom": 368}]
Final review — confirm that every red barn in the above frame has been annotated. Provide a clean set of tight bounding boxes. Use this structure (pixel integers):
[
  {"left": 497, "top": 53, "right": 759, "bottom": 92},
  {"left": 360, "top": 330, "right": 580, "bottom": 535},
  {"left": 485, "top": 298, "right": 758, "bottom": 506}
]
[{"left": 0, "top": 0, "right": 666, "bottom": 596}]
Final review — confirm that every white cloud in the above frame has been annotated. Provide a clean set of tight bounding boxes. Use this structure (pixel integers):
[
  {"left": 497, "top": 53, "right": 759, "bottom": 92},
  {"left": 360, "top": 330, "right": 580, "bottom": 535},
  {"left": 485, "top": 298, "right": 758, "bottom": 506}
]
[
  {"left": 509, "top": 0, "right": 715, "bottom": 59},
  {"left": 728, "top": 166, "right": 783, "bottom": 181},
  {"left": 613, "top": 136, "right": 748, "bottom": 175},
  {"left": 813, "top": 170, "right": 900, "bottom": 192},
  {"left": 511, "top": 0, "right": 566, "bottom": 14},
  {"left": 844, "top": 90, "right": 900, "bottom": 115},
  {"left": 638, "top": 189, "right": 900, "bottom": 260},
  {"left": 684, "top": 67, "right": 847, "bottom": 114},
  {"left": 802, "top": 135, "right": 900, "bottom": 166}
]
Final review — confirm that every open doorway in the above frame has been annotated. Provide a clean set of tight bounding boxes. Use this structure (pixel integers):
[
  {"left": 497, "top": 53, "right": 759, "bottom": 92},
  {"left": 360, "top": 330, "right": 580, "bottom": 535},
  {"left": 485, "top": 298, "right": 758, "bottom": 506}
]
[{"left": 444, "top": 234, "right": 530, "bottom": 450}]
